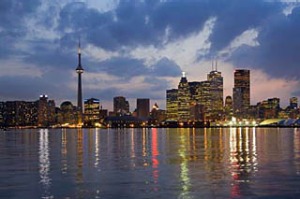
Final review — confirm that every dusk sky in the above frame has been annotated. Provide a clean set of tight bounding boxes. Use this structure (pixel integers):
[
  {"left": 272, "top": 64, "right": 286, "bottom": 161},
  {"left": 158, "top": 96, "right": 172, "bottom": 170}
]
[{"left": 1, "top": 0, "right": 300, "bottom": 111}]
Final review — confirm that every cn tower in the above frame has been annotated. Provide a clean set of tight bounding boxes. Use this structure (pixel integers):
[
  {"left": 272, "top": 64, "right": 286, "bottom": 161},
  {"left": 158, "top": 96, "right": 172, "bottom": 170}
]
[{"left": 76, "top": 41, "right": 84, "bottom": 114}]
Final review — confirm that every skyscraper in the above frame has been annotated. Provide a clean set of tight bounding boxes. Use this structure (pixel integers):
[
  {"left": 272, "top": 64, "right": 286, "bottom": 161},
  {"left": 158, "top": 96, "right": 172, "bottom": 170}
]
[
  {"left": 207, "top": 69, "right": 223, "bottom": 119},
  {"left": 233, "top": 69, "right": 250, "bottom": 117},
  {"left": 76, "top": 41, "right": 84, "bottom": 114},
  {"left": 178, "top": 72, "right": 191, "bottom": 122},
  {"left": 137, "top": 98, "right": 150, "bottom": 119},
  {"left": 166, "top": 89, "right": 178, "bottom": 121},
  {"left": 37, "top": 95, "right": 48, "bottom": 127}
]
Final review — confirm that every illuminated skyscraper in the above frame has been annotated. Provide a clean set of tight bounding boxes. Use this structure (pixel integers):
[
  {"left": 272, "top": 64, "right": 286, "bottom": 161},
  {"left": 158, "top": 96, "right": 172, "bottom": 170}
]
[
  {"left": 137, "top": 98, "right": 150, "bottom": 119},
  {"left": 207, "top": 69, "right": 223, "bottom": 120},
  {"left": 37, "top": 95, "right": 56, "bottom": 127},
  {"left": 178, "top": 72, "right": 191, "bottom": 122},
  {"left": 195, "top": 81, "right": 211, "bottom": 121},
  {"left": 37, "top": 95, "right": 48, "bottom": 127},
  {"left": 76, "top": 41, "right": 84, "bottom": 114},
  {"left": 233, "top": 69, "right": 250, "bottom": 117},
  {"left": 84, "top": 98, "right": 100, "bottom": 125},
  {"left": 166, "top": 89, "right": 178, "bottom": 121}
]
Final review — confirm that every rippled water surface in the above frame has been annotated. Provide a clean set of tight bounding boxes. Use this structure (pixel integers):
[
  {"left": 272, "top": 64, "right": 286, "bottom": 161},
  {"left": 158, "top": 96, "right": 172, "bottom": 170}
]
[{"left": 1, "top": 128, "right": 300, "bottom": 198}]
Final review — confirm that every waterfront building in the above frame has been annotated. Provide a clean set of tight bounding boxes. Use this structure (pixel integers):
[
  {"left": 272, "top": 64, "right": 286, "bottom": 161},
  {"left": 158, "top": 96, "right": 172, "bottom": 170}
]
[
  {"left": 137, "top": 98, "right": 150, "bottom": 120},
  {"left": 84, "top": 98, "right": 100, "bottom": 126},
  {"left": 37, "top": 95, "right": 56, "bottom": 127},
  {"left": 113, "top": 96, "right": 130, "bottom": 115},
  {"left": 48, "top": 100, "right": 56, "bottom": 125},
  {"left": 166, "top": 89, "right": 178, "bottom": 121},
  {"left": 233, "top": 69, "right": 250, "bottom": 117},
  {"left": 150, "top": 103, "right": 166, "bottom": 125},
  {"left": 195, "top": 81, "right": 211, "bottom": 121},
  {"left": 0, "top": 101, "right": 38, "bottom": 127},
  {"left": 177, "top": 72, "right": 191, "bottom": 122},
  {"left": 257, "top": 98, "right": 280, "bottom": 119},
  {"left": 37, "top": 95, "right": 48, "bottom": 127},
  {"left": 207, "top": 69, "right": 223, "bottom": 120}
]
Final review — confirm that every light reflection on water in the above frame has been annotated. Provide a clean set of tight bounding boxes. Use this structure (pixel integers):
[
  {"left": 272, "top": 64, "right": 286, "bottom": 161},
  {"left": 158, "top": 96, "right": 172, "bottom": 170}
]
[
  {"left": 38, "top": 129, "right": 52, "bottom": 198},
  {"left": 0, "top": 128, "right": 300, "bottom": 198}
]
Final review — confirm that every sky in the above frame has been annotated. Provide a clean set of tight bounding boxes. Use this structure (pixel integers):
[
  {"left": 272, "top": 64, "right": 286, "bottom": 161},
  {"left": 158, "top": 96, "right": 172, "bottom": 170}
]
[{"left": 1, "top": 0, "right": 300, "bottom": 111}]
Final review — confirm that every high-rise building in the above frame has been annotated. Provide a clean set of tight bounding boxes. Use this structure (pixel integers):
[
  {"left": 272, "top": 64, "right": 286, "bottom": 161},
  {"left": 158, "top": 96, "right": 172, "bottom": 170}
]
[
  {"left": 38, "top": 95, "right": 49, "bottom": 127},
  {"left": 113, "top": 96, "right": 129, "bottom": 115},
  {"left": 1, "top": 101, "right": 38, "bottom": 127},
  {"left": 137, "top": 98, "right": 150, "bottom": 119},
  {"left": 208, "top": 70, "right": 223, "bottom": 112},
  {"left": 84, "top": 98, "right": 100, "bottom": 125},
  {"left": 178, "top": 72, "right": 191, "bottom": 122},
  {"left": 76, "top": 41, "right": 84, "bottom": 115},
  {"left": 233, "top": 69, "right": 250, "bottom": 117},
  {"left": 166, "top": 89, "right": 178, "bottom": 121},
  {"left": 195, "top": 81, "right": 211, "bottom": 121},
  {"left": 47, "top": 99, "right": 56, "bottom": 125},
  {"left": 37, "top": 95, "right": 56, "bottom": 127}
]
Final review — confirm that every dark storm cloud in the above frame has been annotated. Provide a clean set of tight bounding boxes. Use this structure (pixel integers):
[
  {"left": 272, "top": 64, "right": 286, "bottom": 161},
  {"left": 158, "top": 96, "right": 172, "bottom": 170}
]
[
  {"left": 91, "top": 56, "right": 181, "bottom": 78},
  {"left": 229, "top": 6, "right": 300, "bottom": 78},
  {"left": 0, "top": 0, "right": 41, "bottom": 59},
  {"left": 209, "top": 0, "right": 282, "bottom": 53},
  {"left": 2, "top": 0, "right": 299, "bottom": 104},
  {"left": 0, "top": 75, "right": 62, "bottom": 100},
  {"left": 94, "top": 57, "right": 147, "bottom": 78},
  {"left": 0, "top": 0, "right": 41, "bottom": 29},
  {"left": 23, "top": 39, "right": 78, "bottom": 70},
  {"left": 57, "top": 0, "right": 211, "bottom": 51}
]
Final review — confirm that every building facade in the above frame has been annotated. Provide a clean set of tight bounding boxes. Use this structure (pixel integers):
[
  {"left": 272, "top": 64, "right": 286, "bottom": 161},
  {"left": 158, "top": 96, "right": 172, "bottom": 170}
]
[
  {"left": 166, "top": 89, "right": 178, "bottom": 121},
  {"left": 233, "top": 69, "right": 250, "bottom": 118},
  {"left": 136, "top": 98, "right": 150, "bottom": 119},
  {"left": 84, "top": 98, "right": 100, "bottom": 126},
  {"left": 177, "top": 72, "right": 191, "bottom": 122}
]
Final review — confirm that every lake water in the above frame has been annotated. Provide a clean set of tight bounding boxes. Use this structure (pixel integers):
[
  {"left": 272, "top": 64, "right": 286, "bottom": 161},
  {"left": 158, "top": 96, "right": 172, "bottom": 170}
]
[{"left": 0, "top": 128, "right": 300, "bottom": 199}]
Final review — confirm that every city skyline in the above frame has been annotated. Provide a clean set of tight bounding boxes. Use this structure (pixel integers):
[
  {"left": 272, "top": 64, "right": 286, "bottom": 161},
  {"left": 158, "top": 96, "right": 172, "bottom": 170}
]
[{"left": 1, "top": 0, "right": 300, "bottom": 110}]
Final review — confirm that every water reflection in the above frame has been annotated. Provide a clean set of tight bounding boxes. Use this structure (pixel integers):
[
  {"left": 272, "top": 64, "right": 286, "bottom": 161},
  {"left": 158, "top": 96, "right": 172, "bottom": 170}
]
[
  {"left": 76, "top": 129, "right": 83, "bottom": 183},
  {"left": 178, "top": 129, "right": 191, "bottom": 199},
  {"left": 229, "top": 127, "right": 258, "bottom": 198},
  {"left": 39, "top": 129, "right": 52, "bottom": 197},
  {"left": 94, "top": 128, "right": 100, "bottom": 168},
  {"left": 61, "top": 129, "right": 67, "bottom": 174},
  {"left": 294, "top": 128, "right": 300, "bottom": 175},
  {"left": 2, "top": 128, "right": 300, "bottom": 198},
  {"left": 151, "top": 128, "right": 159, "bottom": 185}
]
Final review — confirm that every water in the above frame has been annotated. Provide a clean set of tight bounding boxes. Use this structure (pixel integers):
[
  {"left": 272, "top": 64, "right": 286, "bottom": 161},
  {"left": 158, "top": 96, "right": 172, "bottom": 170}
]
[{"left": 0, "top": 128, "right": 300, "bottom": 199}]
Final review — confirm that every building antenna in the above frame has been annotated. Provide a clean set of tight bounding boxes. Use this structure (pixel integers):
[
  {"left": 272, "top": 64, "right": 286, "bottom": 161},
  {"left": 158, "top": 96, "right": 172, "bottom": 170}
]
[{"left": 215, "top": 59, "right": 218, "bottom": 71}]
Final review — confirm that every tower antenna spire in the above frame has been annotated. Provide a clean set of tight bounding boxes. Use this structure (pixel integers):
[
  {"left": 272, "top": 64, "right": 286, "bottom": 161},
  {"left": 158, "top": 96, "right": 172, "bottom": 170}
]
[{"left": 215, "top": 59, "right": 218, "bottom": 71}]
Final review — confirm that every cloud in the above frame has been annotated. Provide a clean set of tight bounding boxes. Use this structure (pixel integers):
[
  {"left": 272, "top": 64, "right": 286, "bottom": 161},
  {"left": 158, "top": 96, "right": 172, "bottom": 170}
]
[
  {"left": 229, "top": 6, "right": 300, "bottom": 79},
  {"left": 1, "top": 0, "right": 300, "bottom": 111},
  {"left": 209, "top": 0, "right": 282, "bottom": 53},
  {"left": 150, "top": 57, "right": 181, "bottom": 77}
]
